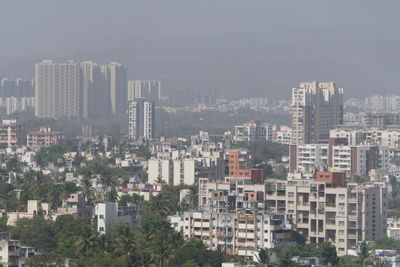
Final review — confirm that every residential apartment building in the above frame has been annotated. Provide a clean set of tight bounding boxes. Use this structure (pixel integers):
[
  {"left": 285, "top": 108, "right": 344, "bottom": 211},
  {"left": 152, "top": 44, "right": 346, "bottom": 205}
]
[
  {"left": 128, "top": 80, "right": 161, "bottom": 104},
  {"left": 196, "top": 173, "right": 387, "bottom": 256},
  {"left": 362, "top": 112, "right": 400, "bottom": 129},
  {"left": 80, "top": 61, "right": 111, "bottom": 118},
  {"left": 294, "top": 144, "right": 328, "bottom": 173},
  {"left": 27, "top": 126, "right": 64, "bottom": 148},
  {"left": 0, "top": 232, "right": 36, "bottom": 267},
  {"left": 291, "top": 81, "right": 343, "bottom": 145},
  {"left": 147, "top": 158, "right": 195, "bottom": 185},
  {"left": 0, "top": 78, "right": 34, "bottom": 97},
  {"left": 330, "top": 127, "right": 400, "bottom": 149},
  {"left": 95, "top": 202, "right": 142, "bottom": 234},
  {"left": 0, "top": 118, "right": 24, "bottom": 147},
  {"left": 169, "top": 212, "right": 292, "bottom": 258},
  {"left": 128, "top": 99, "right": 154, "bottom": 141},
  {"left": 274, "top": 126, "right": 291, "bottom": 145},
  {"left": 289, "top": 140, "right": 390, "bottom": 176},
  {"left": 267, "top": 175, "right": 387, "bottom": 256},
  {"left": 227, "top": 151, "right": 264, "bottom": 183},
  {"left": 106, "top": 62, "right": 127, "bottom": 114},
  {"left": 234, "top": 120, "right": 272, "bottom": 142},
  {"left": 0, "top": 96, "right": 34, "bottom": 115},
  {"left": 387, "top": 217, "right": 400, "bottom": 240},
  {"left": 35, "top": 60, "right": 80, "bottom": 119}
]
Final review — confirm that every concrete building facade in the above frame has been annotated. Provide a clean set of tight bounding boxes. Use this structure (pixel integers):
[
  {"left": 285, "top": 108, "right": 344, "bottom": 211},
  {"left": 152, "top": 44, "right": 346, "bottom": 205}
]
[{"left": 35, "top": 60, "right": 80, "bottom": 119}]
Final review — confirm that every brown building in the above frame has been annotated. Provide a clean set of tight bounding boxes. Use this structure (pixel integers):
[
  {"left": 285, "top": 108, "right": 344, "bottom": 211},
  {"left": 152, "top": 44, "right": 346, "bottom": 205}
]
[
  {"left": 316, "top": 171, "right": 346, "bottom": 187},
  {"left": 227, "top": 151, "right": 264, "bottom": 183},
  {"left": 27, "top": 126, "right": 64, "bottom": 148},
  {"left": 0, "top": 118, "right": 24, "bottom": 147}
]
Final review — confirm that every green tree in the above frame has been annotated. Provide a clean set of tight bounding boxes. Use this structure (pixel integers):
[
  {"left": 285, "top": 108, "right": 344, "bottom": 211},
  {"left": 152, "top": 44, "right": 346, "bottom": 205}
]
[
  {"left": 24, "top": 253, "right": 64, "bottom": 267},
  {"left": 318, "top": 242, "right": 338, "bottom": 266},
  {"left": 256, "top": 248, "right": 271, "bottom": 266},
  {"left": 277, "top": 252, "right": 296, "bottom": 267},
  {"left": 358, "top": 242, "right": 369, "bottom": 266},
  {"left": 53, "top": 215, "right": 94, "bottom": 258},
  {"left": 337, "top": 255, "right": 360, "bottom": 267},
  {"left": 11, "top": 216, "right": 56, "bottom": 249},
  {"left": 168, "top": 239, "right": 224, "bottom": 267}
]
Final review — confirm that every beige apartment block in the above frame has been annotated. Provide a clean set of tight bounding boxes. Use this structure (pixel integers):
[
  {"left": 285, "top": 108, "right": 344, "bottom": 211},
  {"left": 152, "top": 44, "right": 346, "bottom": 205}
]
[{"left": 197, "top": 175, "right": 387, "bottom": 256}]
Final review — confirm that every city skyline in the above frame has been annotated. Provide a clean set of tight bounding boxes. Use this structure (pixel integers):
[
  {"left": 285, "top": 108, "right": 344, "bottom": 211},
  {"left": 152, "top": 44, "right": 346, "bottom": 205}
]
[{"left": 1, "top": 1, "right": 400, "bottom": 266}]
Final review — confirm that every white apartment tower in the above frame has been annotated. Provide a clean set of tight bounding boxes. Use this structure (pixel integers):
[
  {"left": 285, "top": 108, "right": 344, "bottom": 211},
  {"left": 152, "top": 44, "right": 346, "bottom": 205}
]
[
  {"left": 35, "top": 60, "right": 80, "bottom": 119},
  {"left": 128, "top": 80, "right": 161, "bottom": 103},
  {"left": 129, "top": 99, "right": 154, "bottom": 140},
  {"left": 107, "top": 62, "right": 127, "bottom": 114},
  {"left": 291, "top": 81, "right": 343, "bottom": 145}
]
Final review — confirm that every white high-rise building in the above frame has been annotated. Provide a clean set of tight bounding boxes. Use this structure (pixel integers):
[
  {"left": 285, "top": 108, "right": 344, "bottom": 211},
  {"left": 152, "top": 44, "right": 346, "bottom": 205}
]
[
  {"left": 107, "top": 62, "right": 127, "bottom": 114},
  {"left": 129, "top": 99, "right": 154, "bottom": 140},
  {"left": 128, "top": 80, "right": 161, "bottom": 103},
  {"left": 291, "top": 81, "right": 343, "bottom": 145},
  {"left": 35, "top": 60, "right": 80, "bottom": 119}
]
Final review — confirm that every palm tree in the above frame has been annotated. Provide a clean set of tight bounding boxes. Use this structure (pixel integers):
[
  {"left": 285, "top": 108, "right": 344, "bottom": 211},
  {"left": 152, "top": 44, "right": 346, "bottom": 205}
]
[
  {"left": 75, "top": 234, "right": 100, "bottom": 257},
  {"left": 149, "top": 194, "right": 173, "bottom": 217},
  {"left": 256, "top": 248, "right": 271, "bottom": 266},
  {"left": 358, "top": 242, "right": 369, "bottom": 266},
  {"left": 110, "top": 224, "right": 138, "bottom": 266}
]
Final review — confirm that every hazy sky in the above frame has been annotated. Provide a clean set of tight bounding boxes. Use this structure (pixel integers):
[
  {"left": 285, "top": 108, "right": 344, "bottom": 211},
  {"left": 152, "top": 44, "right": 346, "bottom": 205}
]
[{"left": 1, "top": 0, "right": 400, "bottom": 99}]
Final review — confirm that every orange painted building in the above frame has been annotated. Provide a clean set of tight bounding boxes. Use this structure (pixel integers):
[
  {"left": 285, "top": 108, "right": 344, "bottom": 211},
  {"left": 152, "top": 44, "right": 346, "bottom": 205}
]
[
  {"left": 316, "top": 171, "right": 346, "bottom": 187},
  {"left": 228, "top": 151, "right": 264, "bottom": 183}
]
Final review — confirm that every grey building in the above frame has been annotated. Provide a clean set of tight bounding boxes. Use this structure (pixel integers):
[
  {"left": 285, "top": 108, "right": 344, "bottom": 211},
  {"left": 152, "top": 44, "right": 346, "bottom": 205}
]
[
  {"left": 35, "top": 60, "right": 80, "bottom": 119},
  {"left": 129, "top": 99, "right": 154, "bottom": 140}
]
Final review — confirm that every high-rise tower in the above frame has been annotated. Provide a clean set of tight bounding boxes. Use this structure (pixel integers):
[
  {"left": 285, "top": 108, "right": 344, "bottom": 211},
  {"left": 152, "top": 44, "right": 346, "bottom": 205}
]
[
  {"left": 107, "top": 62, "right": 127, "bottom": 114},
  {"left": 291, "top": 81, "right": 343, "bottom": 145},
  {"left": 35, "top": 60, "right": 80, "bottom": 119},
  {"left": 128, "top": 99, "right": 155, "bottom": 140}
]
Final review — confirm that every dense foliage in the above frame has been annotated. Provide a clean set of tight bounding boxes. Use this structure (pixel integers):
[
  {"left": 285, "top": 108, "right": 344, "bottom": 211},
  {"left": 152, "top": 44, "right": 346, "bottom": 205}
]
[
  {"left": 232, "top": 141, "right": 288, "bottom": 163},
  {"left": 2, "top": 186, "right": 226, "bottom": 267}
]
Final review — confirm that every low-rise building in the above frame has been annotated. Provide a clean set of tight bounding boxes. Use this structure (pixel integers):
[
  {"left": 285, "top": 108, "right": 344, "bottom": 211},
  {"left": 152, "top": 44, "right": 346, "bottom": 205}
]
[
  {"left": 95, "top": 202, "right": 142, "bottom": 234},
  {"left": 169, "top": 211, "right": 293, "bottom": 258},
  {"left": 55, "top": 193, "right": 93, "bottom": 220},
  {"left": 0, "top": 232, "right": 36, "bottom": 267},
  {"left": 197, "top": 172, "right": 387, "bottom": 256},
  {"left": 27, "top": 126, "right": 64, "bottom": 148},
  {"left": 0, "top": 118, "right": 24, "bottom": 148},
  {"left": 387, "top": 217, "right": 400, "bottom": 240},
  {"left": 5, "top": 200, "right": 51, "bottom": 226}
]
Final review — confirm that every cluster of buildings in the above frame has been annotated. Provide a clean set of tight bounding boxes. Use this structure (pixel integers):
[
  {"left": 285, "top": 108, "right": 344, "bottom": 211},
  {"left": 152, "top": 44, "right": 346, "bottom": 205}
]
[
  {"left": 345, "top": 95, "right": 400, "bottom": 113},
  {"left": 0, "top": 119, "right": 63, "bottom": 148},
  {"left": 170, "top": 171, "right": 387, "bottom": 258},
  {"left": 3, "top": 79, "right": 400, "bottom": 265},
  {"left": 233, "top": 120, "right": 291, "bottom": 144},
  {"left": 0, "top": 78, "right": 34, "bottom": 115},
  {"left": 34, "top": 60, "right": 162, "bottom": 119},
  {"left": 164, "top": 81, "right": 400, "bottom": 264},
  {"left": 217, "top": 97, "right": 290, "bottom": 113}
]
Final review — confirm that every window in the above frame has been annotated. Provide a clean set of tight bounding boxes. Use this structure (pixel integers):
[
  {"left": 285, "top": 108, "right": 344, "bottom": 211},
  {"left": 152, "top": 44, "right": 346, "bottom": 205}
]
[{"left": 99, "top": 215, "right": 104, "bottom": 219}]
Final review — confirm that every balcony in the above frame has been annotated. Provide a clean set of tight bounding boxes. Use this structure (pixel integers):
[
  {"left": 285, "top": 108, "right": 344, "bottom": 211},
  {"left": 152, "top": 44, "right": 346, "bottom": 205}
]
[
  {"left": 297, "top": 222, "right": 309, "bottom": 229},
  {"left": 238, "top": 223, "right": 255, "bottom": 230},
  {"left": 298, "top": 202, "right": 310, "bottom": 210},
  {"left": 216, "top": 232, "right": 233, "bottom": 238}
]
